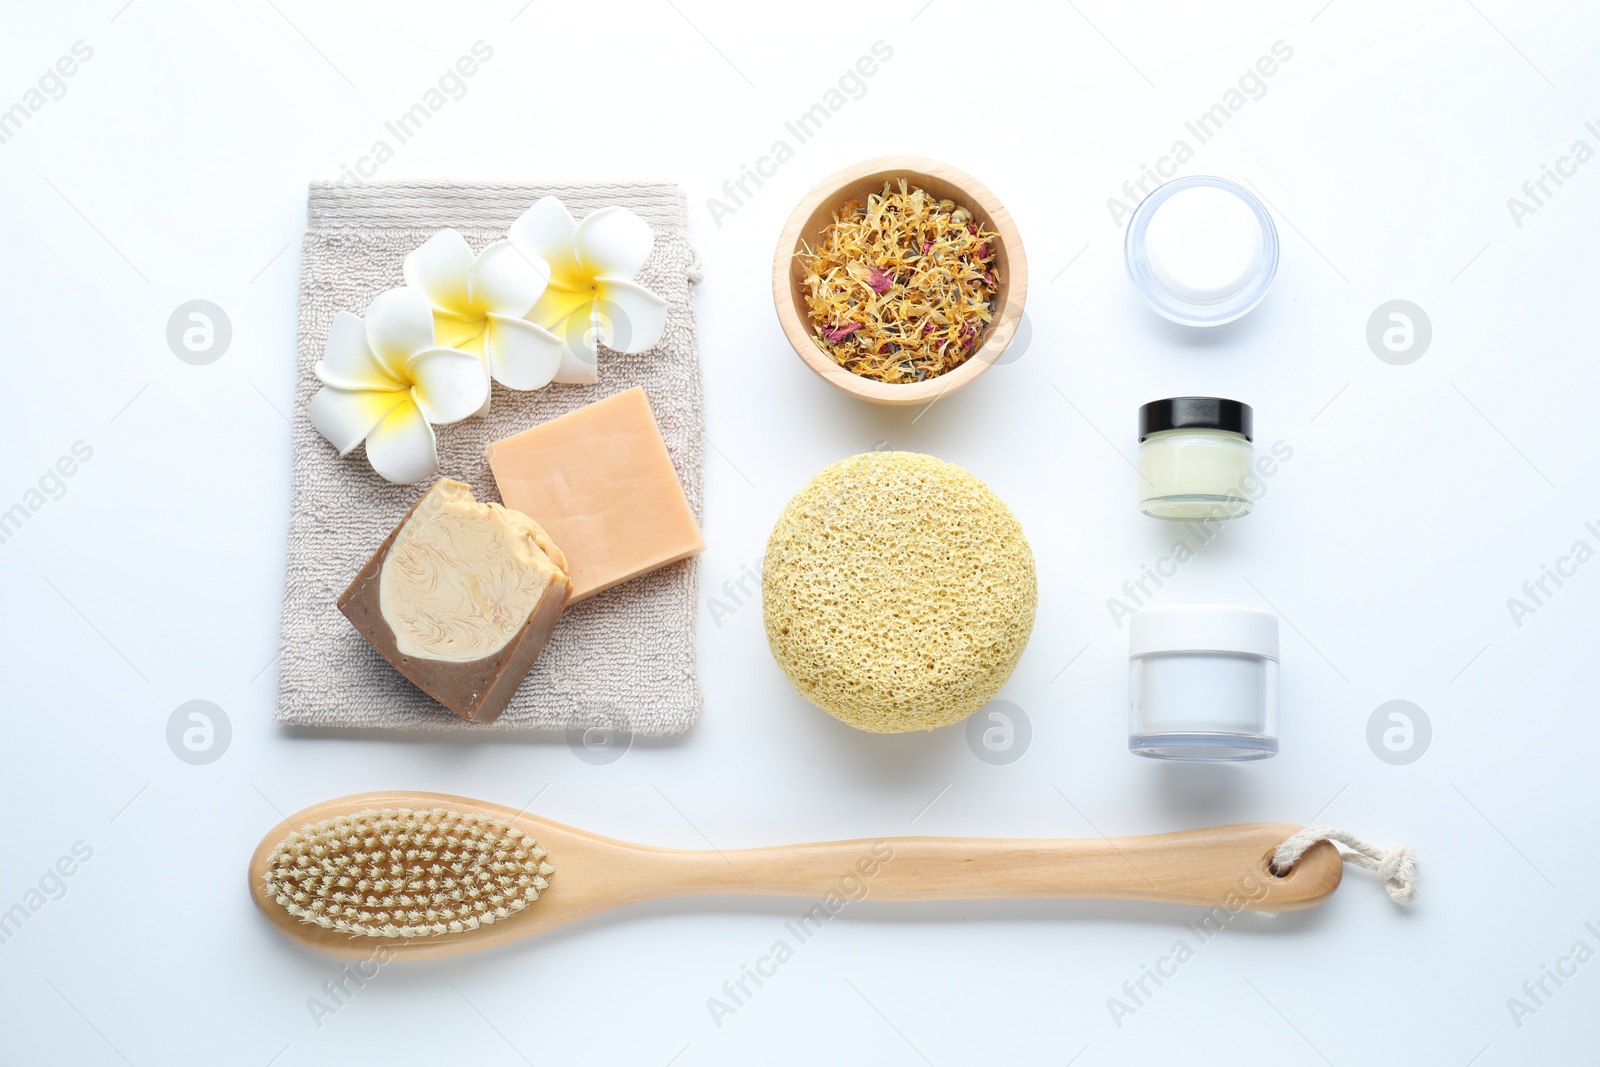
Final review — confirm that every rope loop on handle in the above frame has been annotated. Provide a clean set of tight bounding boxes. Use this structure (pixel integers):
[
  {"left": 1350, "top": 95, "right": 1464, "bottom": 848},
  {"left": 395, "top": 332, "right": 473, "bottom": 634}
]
[{"left": 1272, "top": 826, "right": 1419, "bottom": 904}]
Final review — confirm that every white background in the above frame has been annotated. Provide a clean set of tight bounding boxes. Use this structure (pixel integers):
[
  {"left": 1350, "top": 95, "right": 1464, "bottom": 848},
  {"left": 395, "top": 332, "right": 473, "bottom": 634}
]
[{"left": 2, "top": 1, "right": 1597, "bottom": 1063}]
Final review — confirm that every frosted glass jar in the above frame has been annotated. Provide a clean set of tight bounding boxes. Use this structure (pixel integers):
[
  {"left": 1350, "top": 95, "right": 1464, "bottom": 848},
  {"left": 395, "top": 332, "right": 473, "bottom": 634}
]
[
  {"left": 1138, "top": 397, "right": 1254, "bottom": 521},
  {"left": 1129, "top": 605, "right": 1279, "bottom": 762}
]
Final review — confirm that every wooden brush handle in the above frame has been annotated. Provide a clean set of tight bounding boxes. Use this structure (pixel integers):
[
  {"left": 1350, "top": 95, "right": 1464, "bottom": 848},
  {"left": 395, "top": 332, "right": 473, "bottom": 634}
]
[{"left": 649, "top": 823, "right": 1341, "bottom": 912}]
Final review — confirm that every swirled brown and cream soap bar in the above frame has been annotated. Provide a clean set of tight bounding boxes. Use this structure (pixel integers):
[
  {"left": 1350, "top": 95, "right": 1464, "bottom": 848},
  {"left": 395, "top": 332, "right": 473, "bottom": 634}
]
[{"left": 338, "top": 479, "right": 572, "bottom": 722}]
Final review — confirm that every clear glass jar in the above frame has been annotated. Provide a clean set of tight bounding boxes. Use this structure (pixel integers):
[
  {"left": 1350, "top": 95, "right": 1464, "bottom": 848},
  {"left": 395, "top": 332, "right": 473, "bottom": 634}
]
[
  {"left": 1124, "top": 175, "right": 1279, "bottom": 327},
  {"left": 1128, "top": 605, "right": 1279, "bottom": 761},
  {"left": 1138, "top": 397, "right": 1254, "bottom": 521}
]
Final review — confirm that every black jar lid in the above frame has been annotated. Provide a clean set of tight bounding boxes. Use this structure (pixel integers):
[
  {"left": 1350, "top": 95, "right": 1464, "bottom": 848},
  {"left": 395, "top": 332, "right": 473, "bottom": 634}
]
[{"left": 1138, "top": 397, "right": 1253, "bottom": 442}]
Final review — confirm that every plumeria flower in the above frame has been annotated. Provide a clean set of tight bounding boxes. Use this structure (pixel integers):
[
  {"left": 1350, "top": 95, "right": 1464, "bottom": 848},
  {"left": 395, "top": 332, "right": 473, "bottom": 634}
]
[
  {"left": 307, "top": 288, "right": 489, "bottom": 484},
  {"left": 507, "top": 196, "right": 669, "bottom": 385},
  {"left": 402, "top": 230, "right": 565, "bottom": 394}
]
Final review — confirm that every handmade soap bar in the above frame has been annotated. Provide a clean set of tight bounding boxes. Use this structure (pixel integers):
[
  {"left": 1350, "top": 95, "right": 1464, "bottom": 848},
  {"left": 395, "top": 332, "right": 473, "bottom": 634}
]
[
  {"left": 338, "top": 480, "right": 571, "bottom": 722},
  {"left": 485, "top": 387, "right": 704, "bottom": 602}
]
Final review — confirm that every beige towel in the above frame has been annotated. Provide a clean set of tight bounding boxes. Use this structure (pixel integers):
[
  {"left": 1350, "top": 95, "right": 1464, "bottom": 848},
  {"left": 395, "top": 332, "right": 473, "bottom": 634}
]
[{"left": 275, "top": 181, "right": 703, "bottom": 735}]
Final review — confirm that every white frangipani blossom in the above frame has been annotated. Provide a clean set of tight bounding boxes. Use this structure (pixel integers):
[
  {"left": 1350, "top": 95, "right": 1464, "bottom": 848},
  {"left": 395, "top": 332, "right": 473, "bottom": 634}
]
[
  {"left": 307, "top": 288, "right": 489, "bottom": 484},
  {"left": 507, "top": 196, "right": 669, "bottom": 385},
  {"left": 403, "top": 230, "right": 566, "bottom": 394}
]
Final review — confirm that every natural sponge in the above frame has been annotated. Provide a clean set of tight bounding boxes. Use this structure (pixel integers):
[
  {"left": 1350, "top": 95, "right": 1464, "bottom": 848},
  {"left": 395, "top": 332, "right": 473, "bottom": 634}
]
[{"left": 763, "top": 451, "right": 1037, "bottom": 732}]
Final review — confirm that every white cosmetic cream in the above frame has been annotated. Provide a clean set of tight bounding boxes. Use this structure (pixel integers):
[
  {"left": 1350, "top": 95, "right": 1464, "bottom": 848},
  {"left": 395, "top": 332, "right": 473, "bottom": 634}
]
[
  {"left": 1138, "top": 397, "right": 1255, "bottom": 521},
  {"left": 1124, "top": 176, "right": 1278, "bottom": 326},
  {"left": 1145, "top": 186, "right": 1264, "bottom": 303}
]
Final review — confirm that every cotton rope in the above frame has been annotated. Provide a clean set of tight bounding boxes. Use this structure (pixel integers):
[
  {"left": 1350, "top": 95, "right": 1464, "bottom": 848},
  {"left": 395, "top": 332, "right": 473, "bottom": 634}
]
[{"left": 1272, "top": 826, "right": 1419, "bottom": 904}]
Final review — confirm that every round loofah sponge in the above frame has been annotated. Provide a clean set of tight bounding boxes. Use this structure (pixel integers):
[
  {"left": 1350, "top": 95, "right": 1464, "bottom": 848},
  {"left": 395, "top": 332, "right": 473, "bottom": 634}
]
[{"left": 763, "top": 451, "right": 1037, "bottom": 733}]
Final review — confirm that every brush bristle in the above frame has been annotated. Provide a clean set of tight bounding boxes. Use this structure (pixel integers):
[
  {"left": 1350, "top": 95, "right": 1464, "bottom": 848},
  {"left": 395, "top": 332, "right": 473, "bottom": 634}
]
[{"left": 263, "top": 807, "right": 554, "bottom": 938}]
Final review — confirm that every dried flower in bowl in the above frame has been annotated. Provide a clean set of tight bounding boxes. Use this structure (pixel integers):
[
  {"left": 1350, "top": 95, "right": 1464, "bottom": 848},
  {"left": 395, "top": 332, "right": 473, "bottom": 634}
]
[{"left": 798, "top": 180, "right": 1001, "bottom": 384}]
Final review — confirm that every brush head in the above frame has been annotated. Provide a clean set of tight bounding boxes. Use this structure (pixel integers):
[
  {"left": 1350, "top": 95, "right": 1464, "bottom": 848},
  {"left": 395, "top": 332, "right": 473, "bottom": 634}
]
[{"left": 262, "top": 807, "right": 554, "bottom": 938}]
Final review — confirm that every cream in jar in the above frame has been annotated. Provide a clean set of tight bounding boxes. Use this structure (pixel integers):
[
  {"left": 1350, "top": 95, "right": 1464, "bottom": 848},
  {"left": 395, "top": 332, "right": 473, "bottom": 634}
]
[
  {"left": 1123, "top": 175, "right": 1279, "bottom": 327},
  {"left": 1138, "top": 397, "right": 1254, "bottom": 521},
  {"left": 1129, "top": 604, "right": 1280, "bottom": 761}
]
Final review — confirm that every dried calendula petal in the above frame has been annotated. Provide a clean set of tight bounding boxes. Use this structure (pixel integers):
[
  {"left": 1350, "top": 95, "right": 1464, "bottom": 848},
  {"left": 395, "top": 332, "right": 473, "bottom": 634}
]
[{"left": 797, "top": 180, "right": 1001, "bottom": 385}]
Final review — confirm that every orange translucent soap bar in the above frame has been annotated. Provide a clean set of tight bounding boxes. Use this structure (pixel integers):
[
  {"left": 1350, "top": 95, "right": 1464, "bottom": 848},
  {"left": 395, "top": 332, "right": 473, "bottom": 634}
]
[{"left": 486, "top": 387, "right": 704, "bottom": 602}]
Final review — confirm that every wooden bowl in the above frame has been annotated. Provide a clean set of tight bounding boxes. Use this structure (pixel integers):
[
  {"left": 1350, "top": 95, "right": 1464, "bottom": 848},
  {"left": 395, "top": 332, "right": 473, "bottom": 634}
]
[{"left": 773, "top": 156, "right": 1028, "bottom": 407}]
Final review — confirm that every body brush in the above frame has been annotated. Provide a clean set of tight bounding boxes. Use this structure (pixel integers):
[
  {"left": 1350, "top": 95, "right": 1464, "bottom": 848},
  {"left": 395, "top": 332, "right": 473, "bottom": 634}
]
[{"left": 250, "top": 792, "right": 1416, "bottom": 960}]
